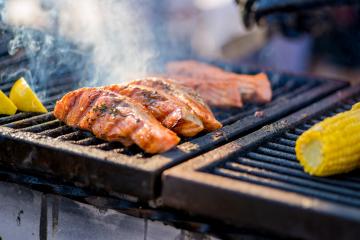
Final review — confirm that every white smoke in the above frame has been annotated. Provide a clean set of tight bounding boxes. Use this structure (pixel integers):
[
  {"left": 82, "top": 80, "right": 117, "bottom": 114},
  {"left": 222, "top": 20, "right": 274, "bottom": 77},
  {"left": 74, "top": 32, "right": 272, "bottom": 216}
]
[{"left": 1, "top": 0, "right": 156, "bottom": 86}]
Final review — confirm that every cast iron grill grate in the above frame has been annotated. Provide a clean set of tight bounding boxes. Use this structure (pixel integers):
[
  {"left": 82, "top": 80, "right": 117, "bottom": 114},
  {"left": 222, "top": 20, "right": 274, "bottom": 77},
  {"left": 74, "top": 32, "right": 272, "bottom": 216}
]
[{"left": 0, "top": 71, "right": 336, "bottom": 157}]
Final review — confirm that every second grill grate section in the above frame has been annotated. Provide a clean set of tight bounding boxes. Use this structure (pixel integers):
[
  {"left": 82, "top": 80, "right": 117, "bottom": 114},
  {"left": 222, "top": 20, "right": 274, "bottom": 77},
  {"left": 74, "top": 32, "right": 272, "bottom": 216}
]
[{"left": 205, "top": 95, "right": 360, "bottom": 207}]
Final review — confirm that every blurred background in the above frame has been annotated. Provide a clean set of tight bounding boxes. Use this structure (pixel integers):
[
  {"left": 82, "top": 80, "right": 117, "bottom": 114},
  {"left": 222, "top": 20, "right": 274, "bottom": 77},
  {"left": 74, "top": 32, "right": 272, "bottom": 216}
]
[
  {"left": 145, "top": 0, "right": 360, "bottom": 83},
  {"left": 2, "top": 0, "right": 360, "bottom": 84}
]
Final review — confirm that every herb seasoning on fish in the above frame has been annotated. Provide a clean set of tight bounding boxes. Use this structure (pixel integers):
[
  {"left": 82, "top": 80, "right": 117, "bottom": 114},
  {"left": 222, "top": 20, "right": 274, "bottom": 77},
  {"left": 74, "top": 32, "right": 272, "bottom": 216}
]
[{"left": 94, "top": 104, "right": 108, "bottom": 115}]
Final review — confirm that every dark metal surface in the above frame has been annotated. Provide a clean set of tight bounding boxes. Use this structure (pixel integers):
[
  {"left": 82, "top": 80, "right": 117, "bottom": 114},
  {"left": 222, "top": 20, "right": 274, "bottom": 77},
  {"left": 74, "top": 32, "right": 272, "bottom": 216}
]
[
  {"left": 254, "top": 0, "right": 358, "bottom": 13},
  {"left": 162, "top": 86, "right": 360, "bottom": 240},
  {"left": 243, "top": 0, "right": 359, "bottom": 17},
  {"left": 238, "top": 0, "right": 360, "bottom": 28},
  {"left": 0, "top": 67, "right": 346, "bottom": 200}
]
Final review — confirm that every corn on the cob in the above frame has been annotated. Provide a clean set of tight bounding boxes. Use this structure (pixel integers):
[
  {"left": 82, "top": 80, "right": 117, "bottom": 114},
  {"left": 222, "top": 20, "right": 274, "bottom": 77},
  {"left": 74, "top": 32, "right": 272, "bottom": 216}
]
[{"left": 295, "top": 104, "right": 360, "bottom": 176}]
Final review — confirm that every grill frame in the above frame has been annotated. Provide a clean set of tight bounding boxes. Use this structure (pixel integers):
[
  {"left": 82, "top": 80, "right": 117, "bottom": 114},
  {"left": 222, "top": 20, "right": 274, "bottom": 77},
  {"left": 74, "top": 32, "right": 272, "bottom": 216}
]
[
  {"left": 162, "top": 86, "right": 360, "bottom": 240},
  {"left": 0, "top": 71, "right": 346, "bottom": 201}
]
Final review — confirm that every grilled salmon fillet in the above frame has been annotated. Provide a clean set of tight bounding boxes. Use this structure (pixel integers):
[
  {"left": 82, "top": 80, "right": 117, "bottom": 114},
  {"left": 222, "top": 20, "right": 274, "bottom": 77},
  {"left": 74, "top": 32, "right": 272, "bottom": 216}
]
[
  {"left": 103, "top": 84, "right": 204, "bottom": 137},
  {"left": 129, "top": 77, "right": 222, "bottom": 131},
  {"left": 227, "top": 72, "right": 272, "bottom": 104},
  {"left": 162, "top": 74, "right": 244, "bottom": 108},
  {"left": 166, "top": 60, "right": 272, "bottom": 107},
  {"left": 54, "top": 88, "right": 180, "bottom": 154}
]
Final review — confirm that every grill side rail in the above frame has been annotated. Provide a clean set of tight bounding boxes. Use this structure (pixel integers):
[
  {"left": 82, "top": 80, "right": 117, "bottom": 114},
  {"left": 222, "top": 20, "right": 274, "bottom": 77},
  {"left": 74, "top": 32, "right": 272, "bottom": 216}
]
[{"left": 162, "top": 86, "right": 360, "bottom": 240}]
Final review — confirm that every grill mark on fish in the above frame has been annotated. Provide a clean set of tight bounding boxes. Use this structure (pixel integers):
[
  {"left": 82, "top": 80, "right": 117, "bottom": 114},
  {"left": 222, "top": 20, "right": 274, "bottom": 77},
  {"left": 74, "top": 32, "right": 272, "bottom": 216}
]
[
  {"left": 76, "top": 90, "right": 104, "bottom": 128},
  {"left": 104, "top": 84, "right": 204, "bottom": 137},
  {"left": 62, "top": 90, "right": 85, "bottom": 122},
  {"left": 130, "top": 77, "right": 222, "bottom": 131}
]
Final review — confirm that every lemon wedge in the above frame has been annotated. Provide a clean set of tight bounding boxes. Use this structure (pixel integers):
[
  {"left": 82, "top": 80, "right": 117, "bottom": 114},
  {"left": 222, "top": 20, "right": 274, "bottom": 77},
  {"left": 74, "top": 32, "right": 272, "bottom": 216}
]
[
  {"left": 9, "top": 77, "right": 48, "bottom": 113},
  {"left": 0, "top": 89, "right": 17, "bottom": 115}
]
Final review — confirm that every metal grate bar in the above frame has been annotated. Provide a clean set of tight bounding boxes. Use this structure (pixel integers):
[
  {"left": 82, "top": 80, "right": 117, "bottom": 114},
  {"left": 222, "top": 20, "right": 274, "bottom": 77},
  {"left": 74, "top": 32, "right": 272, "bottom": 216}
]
[
  {"left": 278, "top": 138, "right": 295, "bottom": 147},
  {"left": 38, "top": 125, "right": 73, "bottom": 138},
  {"left": 293, "top": 128, "right": 305, "bottom": 135},
  {"left": 266, "top": 142, "right": 294, "bottom": 153},
  {"left": 214, "top": 167, "right": 360, "bottom": 208},
  {"left": 56, "top": 131, "right": 89, "bottom": 141},
  {"left": 0, "top": 53, "right": 27, "bottom": 69},
  {"left": 0, "top": 112, "right": 39, "bottom": 125},
  {"left": 42, "top": 94, "right": 66, "bottom": 105},
  {"left": 37, "top": 84, "right": 74, "bottom": 98},
  {"left": 283, "top": 133, "right": 298, "bottom": 141},
  {"left": 271, "top": 81, "right": 317, "bottom": 100},
  {"left": 237, "top": 155, "right": 302, "bottom": 170},
  {"left": 0, "top": 82, "right": 15, "bottom": 92},
  {"left": 302, "top": 123, "right": 314, "bottom": 129},
  {"left": 308, "top": 119, "right": 322, "bottom": 125},
  {"left": 3, "top": 113, "right": 55, "bottom": 129},
  {"left": 256, "top": 147, "right": 296, "bottom": 161},
  {"left": 19, "top": 120, "right": 62, "bottom": 133},
  {"left": 271, "top": 82, "right": 299, "bottom": 98}
]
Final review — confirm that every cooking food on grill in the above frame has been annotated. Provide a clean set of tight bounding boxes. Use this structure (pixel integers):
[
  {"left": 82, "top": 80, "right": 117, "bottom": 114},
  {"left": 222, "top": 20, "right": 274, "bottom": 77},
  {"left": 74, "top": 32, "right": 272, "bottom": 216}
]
[
  {"left": 128, "top": 77, "right": 222, "bottom": 131},
  {"left": 103, "top": 84, "right": 205, "bottom": 137},
  {"left": 166, "top": 60, "right": 272, "bottom": 108},
  {"left": 164, "top": 74, "right": 244, "bottom": 108},
  {"left": 9, "top": 77, "right": 48, "bottom": 113},
  {"left": 296, "top": 103, "right": 360, "bottom": 176},
  {"left": 0, "top": 89, "right": 17, "bottom": 115},
  {"left": 54, "top": 88, "right": 180, "bottom": 154}
]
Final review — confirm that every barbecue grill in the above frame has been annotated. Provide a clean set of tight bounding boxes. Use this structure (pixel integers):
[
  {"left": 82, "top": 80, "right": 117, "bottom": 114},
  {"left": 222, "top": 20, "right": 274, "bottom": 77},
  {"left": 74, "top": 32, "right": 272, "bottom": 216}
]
[
  {"left": 0, "top": 46, "right": 346, "bottom": 201},
  {"left": 1, "top": 1, "right": 360, "bottom": 239}
]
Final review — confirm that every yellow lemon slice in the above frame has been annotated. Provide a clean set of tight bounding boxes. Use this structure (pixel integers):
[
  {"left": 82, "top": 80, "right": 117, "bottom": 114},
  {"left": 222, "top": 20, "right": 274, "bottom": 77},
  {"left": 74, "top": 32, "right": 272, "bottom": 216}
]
[
  {"left": 9, "top": 77, "right": 48, "bottom": 113},
  {"left": 0, "top": 89, "right": 17, "bottom": 115}
]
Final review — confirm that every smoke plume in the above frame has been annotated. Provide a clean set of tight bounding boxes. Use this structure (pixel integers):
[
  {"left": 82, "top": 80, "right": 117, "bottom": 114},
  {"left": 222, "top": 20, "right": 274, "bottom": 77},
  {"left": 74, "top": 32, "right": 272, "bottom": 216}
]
[{"left": 1, "top": 0, "right": 156, "bottom": 90}]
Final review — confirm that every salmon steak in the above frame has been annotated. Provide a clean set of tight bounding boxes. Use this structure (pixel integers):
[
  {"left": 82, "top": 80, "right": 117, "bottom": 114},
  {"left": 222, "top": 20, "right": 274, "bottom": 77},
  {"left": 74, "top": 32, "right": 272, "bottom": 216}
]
[
  {"left": 54, "top": 87, "right": 180, "bottom": 154},
  {"left": 166, "top": 60, "right": 272, "bottom": 107},
  {"left": 128, "top": 77, "right": 222, "bottom": 131},
  {"left": 103, "top": 84, "right": 204, "bottom": 137}
]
